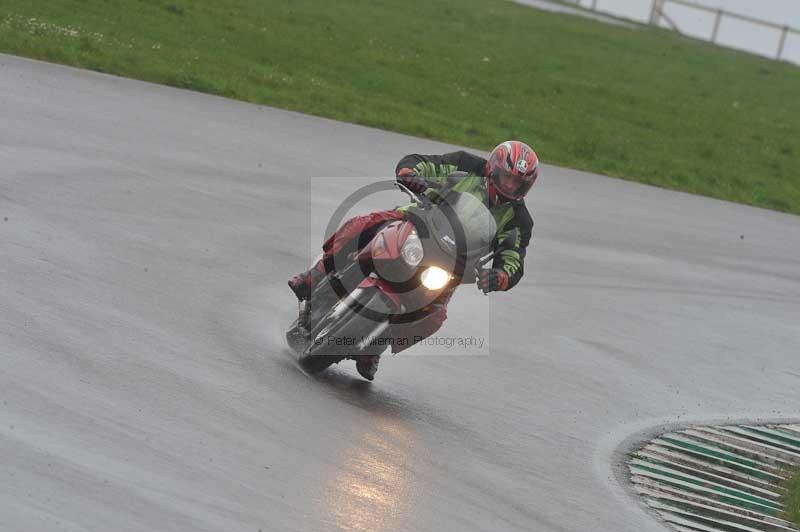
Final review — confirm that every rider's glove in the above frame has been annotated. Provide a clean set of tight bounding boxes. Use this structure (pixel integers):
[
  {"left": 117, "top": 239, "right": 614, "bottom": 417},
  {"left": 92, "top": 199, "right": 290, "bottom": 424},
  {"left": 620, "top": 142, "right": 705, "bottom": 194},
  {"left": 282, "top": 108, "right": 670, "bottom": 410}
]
[
  {"left": 396, "top": 167, "right": 427, "bottom": 194},
  {"left": 477, "top": 268, "right": 509, "bottom": 294}
]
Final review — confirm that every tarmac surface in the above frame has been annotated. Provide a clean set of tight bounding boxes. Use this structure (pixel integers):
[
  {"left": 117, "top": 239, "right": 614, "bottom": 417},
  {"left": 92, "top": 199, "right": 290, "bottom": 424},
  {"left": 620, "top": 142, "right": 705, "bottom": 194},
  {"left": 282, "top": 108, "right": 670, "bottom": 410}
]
[{"left": 1, "top": 54, "right": 799, "bottom": 532}]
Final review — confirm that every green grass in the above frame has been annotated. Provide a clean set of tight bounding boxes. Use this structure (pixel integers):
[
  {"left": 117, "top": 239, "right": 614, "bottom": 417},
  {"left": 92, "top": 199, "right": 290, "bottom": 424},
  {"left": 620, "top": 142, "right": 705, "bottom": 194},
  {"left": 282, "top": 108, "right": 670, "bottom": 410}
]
[
  {"left": 1, "top": 0, "right": 799, "bottom": 213},
  {"left": 785, "top": 469, "right": 800, "bottom": 527}
]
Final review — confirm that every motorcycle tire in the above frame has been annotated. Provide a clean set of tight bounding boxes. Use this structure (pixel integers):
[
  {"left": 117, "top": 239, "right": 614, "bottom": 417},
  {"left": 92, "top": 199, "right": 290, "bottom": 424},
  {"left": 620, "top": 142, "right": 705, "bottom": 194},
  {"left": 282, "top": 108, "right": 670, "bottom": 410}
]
[{"left": 299, "top": 287, "right": 393, "bottom": 374}]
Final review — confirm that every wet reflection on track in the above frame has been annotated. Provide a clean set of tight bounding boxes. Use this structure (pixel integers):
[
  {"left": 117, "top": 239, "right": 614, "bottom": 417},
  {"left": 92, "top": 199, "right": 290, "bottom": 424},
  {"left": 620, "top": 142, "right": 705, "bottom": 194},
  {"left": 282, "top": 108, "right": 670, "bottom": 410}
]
[{"left": 313, "top": 372, "right": 417, "bottom": 532}]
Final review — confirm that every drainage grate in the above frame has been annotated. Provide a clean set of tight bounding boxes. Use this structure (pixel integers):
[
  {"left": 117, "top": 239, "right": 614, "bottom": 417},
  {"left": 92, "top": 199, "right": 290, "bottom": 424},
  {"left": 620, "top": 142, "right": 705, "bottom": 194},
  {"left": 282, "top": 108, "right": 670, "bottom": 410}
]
[{"left": 628, "top": 424, "right": 800, "bottom": 532}]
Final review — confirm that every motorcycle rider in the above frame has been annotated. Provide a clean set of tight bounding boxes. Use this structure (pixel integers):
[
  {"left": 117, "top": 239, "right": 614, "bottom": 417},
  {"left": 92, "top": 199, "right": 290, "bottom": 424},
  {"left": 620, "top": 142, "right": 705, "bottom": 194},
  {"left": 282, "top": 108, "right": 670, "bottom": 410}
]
[{"left": 288, "top": 140, "right": 538, "bottom": 380}]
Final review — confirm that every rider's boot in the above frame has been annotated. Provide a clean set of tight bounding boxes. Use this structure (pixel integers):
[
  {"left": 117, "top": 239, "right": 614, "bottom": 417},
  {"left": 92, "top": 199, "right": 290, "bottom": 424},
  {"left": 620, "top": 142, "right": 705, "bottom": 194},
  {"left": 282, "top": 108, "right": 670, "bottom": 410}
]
[
  {"left": 288, "top": 261, "right": 326, "bottom": 301},
  {"left": 356, "top": 354, "right": 380, "bottom": 381}
]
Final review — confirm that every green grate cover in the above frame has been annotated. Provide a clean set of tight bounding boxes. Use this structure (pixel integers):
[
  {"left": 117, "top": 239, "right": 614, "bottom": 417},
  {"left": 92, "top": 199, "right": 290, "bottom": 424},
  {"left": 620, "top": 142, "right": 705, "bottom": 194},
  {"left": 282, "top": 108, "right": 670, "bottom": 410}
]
[{"left": 629, "top": 424, "right": 800, "bottom": 532}]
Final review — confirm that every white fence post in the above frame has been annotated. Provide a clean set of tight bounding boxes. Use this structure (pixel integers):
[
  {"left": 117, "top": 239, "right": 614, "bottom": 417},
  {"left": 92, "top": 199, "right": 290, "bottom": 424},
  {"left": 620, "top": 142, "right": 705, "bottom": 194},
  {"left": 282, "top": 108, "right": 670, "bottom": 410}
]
[
  {"left": 711, "top": 9, "right": 722, "bottom": 43},
  {"left": 648, "top": 0, "right": 663, "bottom": 26},
  {"left": 777, "top": 25, "right": 789, "bottom": 60}
]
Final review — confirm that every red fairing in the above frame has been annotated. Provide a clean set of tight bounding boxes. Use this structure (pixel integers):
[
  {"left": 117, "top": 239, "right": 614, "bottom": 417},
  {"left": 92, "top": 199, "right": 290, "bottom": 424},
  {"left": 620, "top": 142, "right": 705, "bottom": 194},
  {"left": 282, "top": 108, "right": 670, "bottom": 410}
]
[
  {"left": 357, "top": 276, "right": 403, "bottom": 308},
  {"left": 356, "top": 220, "right": 418, "bottom": 309},
  {"left": 357, "top": 220, "right": 415, "bottom": 263},
  {"left": 320, "top": 210, "right": 404, "bottom": 265}
]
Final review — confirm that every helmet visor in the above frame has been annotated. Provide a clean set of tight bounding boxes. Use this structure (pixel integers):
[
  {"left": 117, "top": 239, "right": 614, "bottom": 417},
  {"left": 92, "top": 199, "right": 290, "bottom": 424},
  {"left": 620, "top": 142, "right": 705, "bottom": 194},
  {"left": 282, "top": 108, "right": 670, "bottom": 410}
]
[{"left": 494, "top": 168, "right": 537, "bottom": 200}]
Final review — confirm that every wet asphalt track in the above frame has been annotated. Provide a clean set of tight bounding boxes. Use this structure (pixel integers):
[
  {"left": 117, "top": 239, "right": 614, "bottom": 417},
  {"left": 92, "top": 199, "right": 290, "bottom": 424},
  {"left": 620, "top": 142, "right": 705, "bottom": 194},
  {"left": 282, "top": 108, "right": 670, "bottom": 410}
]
[{"left": 1, "top": 54, "right": 799, "bottom": 532}]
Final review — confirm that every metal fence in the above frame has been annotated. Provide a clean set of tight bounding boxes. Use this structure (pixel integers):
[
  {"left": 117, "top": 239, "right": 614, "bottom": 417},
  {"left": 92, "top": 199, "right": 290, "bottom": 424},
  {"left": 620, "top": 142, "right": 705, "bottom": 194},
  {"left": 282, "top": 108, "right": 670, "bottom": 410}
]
[
  {"left": 563, "top": 0, "right": 800, "bottom": 62},
  {"left": 649, "top": 0, "right": 799, "bottom": 61}
]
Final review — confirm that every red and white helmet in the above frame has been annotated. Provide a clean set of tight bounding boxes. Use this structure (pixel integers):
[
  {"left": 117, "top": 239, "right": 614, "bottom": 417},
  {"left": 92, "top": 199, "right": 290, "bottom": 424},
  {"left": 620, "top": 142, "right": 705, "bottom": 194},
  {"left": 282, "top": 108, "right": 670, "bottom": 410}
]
[{"left": 486, "top": 140, "right": 540, "bottom": 201}]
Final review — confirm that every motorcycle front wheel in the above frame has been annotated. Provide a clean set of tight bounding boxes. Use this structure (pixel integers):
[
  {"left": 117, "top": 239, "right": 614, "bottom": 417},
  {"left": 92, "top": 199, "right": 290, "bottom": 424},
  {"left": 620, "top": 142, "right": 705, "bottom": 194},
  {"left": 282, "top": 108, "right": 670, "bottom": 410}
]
[{"left": 299, "top": 287, "right": 393, "bottom": 374}]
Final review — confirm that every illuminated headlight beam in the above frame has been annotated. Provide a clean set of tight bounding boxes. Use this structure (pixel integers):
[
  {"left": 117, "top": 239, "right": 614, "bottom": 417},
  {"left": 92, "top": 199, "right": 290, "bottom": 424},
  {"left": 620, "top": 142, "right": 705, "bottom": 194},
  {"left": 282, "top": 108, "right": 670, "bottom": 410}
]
[{"left": 421, "top": 266, "right": 450, "bottom": 290}]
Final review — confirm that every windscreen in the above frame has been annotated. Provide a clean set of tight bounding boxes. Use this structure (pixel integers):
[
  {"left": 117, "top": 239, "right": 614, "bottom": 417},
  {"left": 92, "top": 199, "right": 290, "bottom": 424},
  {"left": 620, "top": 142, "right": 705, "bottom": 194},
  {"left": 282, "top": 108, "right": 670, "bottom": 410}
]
[{"left": 431, "top": 191, "right": 496, "bottom": 258}]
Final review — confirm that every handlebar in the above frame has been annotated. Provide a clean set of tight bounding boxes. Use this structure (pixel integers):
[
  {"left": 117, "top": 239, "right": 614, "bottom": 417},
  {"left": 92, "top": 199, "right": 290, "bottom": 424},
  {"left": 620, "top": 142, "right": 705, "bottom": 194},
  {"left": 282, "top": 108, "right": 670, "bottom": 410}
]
[{"left": 395, "top": 181, "right": 433, "bottom": 210}]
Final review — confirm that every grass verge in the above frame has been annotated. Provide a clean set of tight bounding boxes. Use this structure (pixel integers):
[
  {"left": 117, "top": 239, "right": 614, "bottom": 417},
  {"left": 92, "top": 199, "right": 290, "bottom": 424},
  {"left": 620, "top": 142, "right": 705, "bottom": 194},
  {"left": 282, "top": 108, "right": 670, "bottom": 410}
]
[
  {"left": 784, "top": 469, "right": 800, "bottom": 528},
  {"left": 1, "top": 1, "right": 798, "bottom": 213}
]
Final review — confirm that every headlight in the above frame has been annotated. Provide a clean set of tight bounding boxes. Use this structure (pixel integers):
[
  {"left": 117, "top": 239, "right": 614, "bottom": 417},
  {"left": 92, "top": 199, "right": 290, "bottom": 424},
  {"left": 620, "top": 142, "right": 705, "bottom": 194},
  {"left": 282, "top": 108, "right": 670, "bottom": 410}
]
[
  {"left": 421, "top": 266, "right": 450, "bottom": 290},
  {"left": 400, "top": 231, "right": 423, "bottom": 267},
  {"left": 372, "top": 233, "right": 386, "bottom": 257}
]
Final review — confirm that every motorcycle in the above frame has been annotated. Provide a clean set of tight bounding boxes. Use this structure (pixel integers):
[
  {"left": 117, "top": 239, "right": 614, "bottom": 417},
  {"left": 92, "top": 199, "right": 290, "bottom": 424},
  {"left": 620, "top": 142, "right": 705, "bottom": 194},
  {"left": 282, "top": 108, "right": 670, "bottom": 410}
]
[{"left": 286, "top": 178, "right": 514, "bottom": 375}]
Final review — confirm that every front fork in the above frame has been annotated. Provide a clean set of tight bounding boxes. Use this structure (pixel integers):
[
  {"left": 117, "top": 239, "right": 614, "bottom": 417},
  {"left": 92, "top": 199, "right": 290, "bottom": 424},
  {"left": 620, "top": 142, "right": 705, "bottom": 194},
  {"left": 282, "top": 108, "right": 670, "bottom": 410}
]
[{"left": 298, "top": 299, "right": 311, "bottom": 331}]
